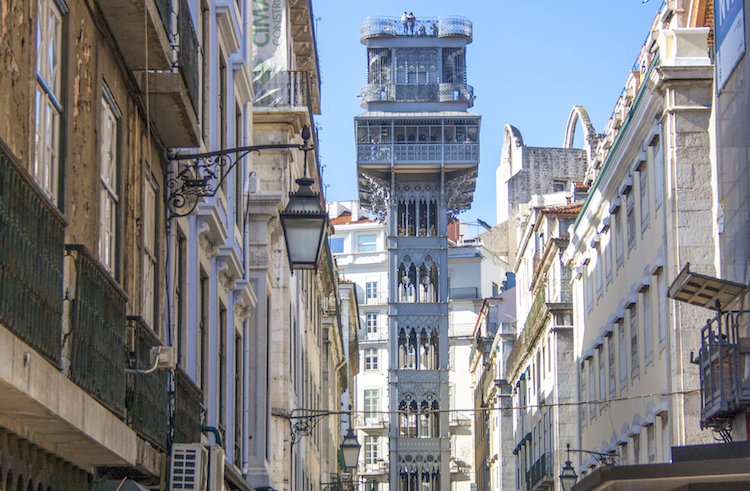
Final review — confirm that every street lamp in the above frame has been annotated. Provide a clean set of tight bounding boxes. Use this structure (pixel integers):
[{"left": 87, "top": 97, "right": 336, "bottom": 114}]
[
  {"left": 340, "top": 426, "right": 362, "bottom": 471},
  {"left": 559, "top": 444, "right": 578, "bottom": 491}
]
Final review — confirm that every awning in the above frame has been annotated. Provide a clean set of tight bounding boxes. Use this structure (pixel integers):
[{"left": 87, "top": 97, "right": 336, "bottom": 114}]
[{"left": 668, "top": 263, "right": 748, "bottom": 311}]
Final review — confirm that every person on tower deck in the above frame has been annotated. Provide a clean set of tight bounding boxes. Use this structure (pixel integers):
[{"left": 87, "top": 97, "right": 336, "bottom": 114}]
[
  {"left": 402, "top": 12, "right": 408, "bottom": 34},
  {"left": 418, "top": 23, "right": 426, "bottom": 36},
  {"left": 406, "top": 12, "right": 416, "bottom": 34},
  {"left": 430, "top": 23, "right": 437, "bottom": 36}
]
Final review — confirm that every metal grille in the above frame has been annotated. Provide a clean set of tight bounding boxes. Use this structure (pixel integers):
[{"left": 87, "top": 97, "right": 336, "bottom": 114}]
[
  {"left": 178, "top": 0, "right": 199, "bottom": 112},
  {"left": 0, "top": 140, "right": 64, "bottom": 367},
  {"left": 126, "top": 316, "right": 169, "bottom": 450},
  {"left": 66, "top": 244, "right": 127, "bottom": 417},
  {"left": 174, "top": 366, "right": 203, "bottom": 444},
  {"left": 254, "top": 70, "right": 309, "bottom": 108}
]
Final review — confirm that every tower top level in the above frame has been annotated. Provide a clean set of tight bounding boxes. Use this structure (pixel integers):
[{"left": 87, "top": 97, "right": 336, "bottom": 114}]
[
  {"left": 360, "top": 16, "right": 473, "bottom": 44},
  {"left": 358, "top": 15, "right": 475, "bottom": 110}
]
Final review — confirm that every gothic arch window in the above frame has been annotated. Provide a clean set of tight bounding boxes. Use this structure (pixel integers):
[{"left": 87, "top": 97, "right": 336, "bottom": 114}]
[
  {"left": 398, "top": 327, "right": 438, "bottom": 369},
  {"left": 398, "top": 256, "right": 438, "bottom": 303},
  {"left": 397, "top": 198, "right": 437, "bottom": 237}
]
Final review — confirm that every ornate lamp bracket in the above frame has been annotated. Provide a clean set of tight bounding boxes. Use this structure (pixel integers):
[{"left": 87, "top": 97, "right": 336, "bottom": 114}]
[{"left": 166, "top": 127, "right": 313, "bottom": 219}]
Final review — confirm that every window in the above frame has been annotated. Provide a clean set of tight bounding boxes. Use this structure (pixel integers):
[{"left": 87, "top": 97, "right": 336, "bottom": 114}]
[
  {"left": 218, "top": 303, "right": 227, "bottom": 436},
  {"left": 365, "top": 436, "right": 379, "bottom": 465},
  {"left": 328, "top": 237, "right": 344, "bottom": 254},
  {"left": 234, "top": 102, "right": 243, "bottom": 229},
  {"left": 199, "top": 271, "right": 209, "bottom": 403},
  {"left": 552, "top": 180, "right": 566, "bottom": 193},
  {"left": 176, "top": 232, "right": 187, "bottom": 365},
  {"left": 589, "top": 358, "right": 596, "bottom": 419},
  {"left": 364, "top": 348, "right": 378, "bottom": 370},
  {"left": 647, "top": 424, "right": 656, "bottom": 463},
  {"left": 555, "top": 312, "right": 573, "bottom": 326},
  {"left": 605, "top": 232, "right": 613, "bottom": 284},
  {"left": 652, "top": 135, "right": 663, "bottom": 207},
  {"left": 644, "top": 287, "right": 653, "bottom": 364},
  {"left": 596, "top": 249, "right": 603, "bottom": 296},
  {"left": 661, "top": 413, "right": 670, "bottom": 461},
  {"left": 580, "top": 362, "right": 587, "bottom": 424},
  {"left": 614, "top": 210, "right": 624, "bottom": 266},
  {"left": 631, "top": 306, "right": 639, "bottom": 380},
  {"left": 35, "top": 0, "right": 64, "bottom": 202},
  {"left": 366, "top": 312, "right": 378, "bottom": 334},
  {"left": 627, "top": 191, "right": 636, "bottom": 250},
  {"left": 99, "top": 88, "right": 120, "bottom": 275},
  {"left": 618, "top": 321, "right": 627, "bottom": 390},
  {"left": 633, "top": 434, "right": 640, "bottom": 464},
  {"left": 586, "top": 265, "right": 594, "bottom": 313},
  {"left": 640, "top": 166, "right": 650, "bottom": 229},
  {"left": 608, "top": 335, "right": 616, "bottom": 398},
  {"left": 364, "top": 389, "right": 379, "bottom": 419},
  {"left": 358, "top": 234, "right": 377, "bottom": 252},
  {"left": 234, "top": 333, "right": 243, "bottom": 463},
  {"left": 656, "top": 274, "right": 666, "bottom": 347},
  {"left": 598, "top": 347, "right": 606, "bottom": 409},
  {"left": 143, "top": 168, "right": 158, "bottom": 328},
  {"left": 366, "top": 282, "right": 378, "bottom": 303},
  {"left": 492, "top": 282, "right": 499, "bottom": 296}
]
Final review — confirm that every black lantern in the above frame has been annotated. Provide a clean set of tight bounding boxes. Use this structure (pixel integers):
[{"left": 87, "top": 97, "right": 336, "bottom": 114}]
[
  {"left": 560, "top": 444, "right": 578, "bottom": 491},
  {"left": 279, "top": 176, "right": 328, "bottom": 270},
  {"left": 339, "top": 426, "right": 361, "bottom": 471}
]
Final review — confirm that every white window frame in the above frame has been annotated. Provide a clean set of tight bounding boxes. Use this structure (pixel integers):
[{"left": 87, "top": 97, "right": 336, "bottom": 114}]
[
  {"left": 366, "top": 281, "right": 378, "bottom": 303},
  {"left": 364, "top": 436, "right": 379, "bottom": 465},
  {"left": 99, "top": 86, "right": 121, "bottom": 275},
  {"left": 631, "top": 306, "right": 639, "bottom": 380},
  {"left": 358, "top": 234, "right": 377, "bottom": 253},
  {"left": 639, "top": 166, "right": 650, "bottom": 230},
  {"left": 364, "top": 348, "right": 378, "bottom": 371},
  {"left": 35, "top": 0, "right": 64, "bottom": 202},
  {"left": 364, "top": 389, "right": 379, "bottom": 419},
  {"left": 143, "top": 168, "right": 158, "bottom": 329},
  {"left": 644, "top": 287, "right": 653, "bottom": 365},
  {"left": 366, "top": 312, "right": 378, "bottom": 334}
]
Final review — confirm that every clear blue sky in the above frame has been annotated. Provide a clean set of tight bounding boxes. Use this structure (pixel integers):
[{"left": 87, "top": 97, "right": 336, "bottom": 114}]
[{"left": 314, "top": 0, "right": 664, "bottom": 233}]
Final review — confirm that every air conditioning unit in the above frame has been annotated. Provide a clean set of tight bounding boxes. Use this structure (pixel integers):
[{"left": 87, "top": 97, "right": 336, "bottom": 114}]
[
  {"left": 170, "top": 444, "right": 208, "bottom": 491},
  {"left": 206, "top": 444, "right": 226, "bottom": 491}
]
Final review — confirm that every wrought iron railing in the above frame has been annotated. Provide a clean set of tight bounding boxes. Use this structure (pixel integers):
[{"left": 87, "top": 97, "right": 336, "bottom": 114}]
[
  {"left": 126, "top": 316, "right": 169, "bottom": 450},
  {"left": 438, "top": 83, "right": 474, "bottom": 105},
  {"left": 174, "top": 366, "right": 203, "bottom": 443},
  {"left": 524, "top": 285, "right": 547, "bottom": 335},
  {"left": 450, "top": 287, "right": 479, "bottom": 300},
  {"left": 254, "top": 70, "right": 310, "bottom": 108},
  {"left": 526, "top": 452, "right": 553, "bottom": 490},
  {"left": 395, "top": 84, "right": 439, "bottom": 102},
  {"left": 449, "top": 411, "right": 472, "bottom": 427},
  {"left": 357, "top": 142, "right": 479, "bottom": 164},
  {"left": 0, "top": 139, "right": 65, "bottom": 367},
  {"left": 178, "top": 0, "right": 199, "bottom": 112},
  {"left": 360, "top": 16, "right": 472, "bottom": 42},
  {"left": 66, "top": 244, "right": 128, "bottom": 417},
  {"left": 354, "top": 413, "right": 389, "bottom": 429},
  {"left": 698, "top": 310, "right": 750, "bottom": 428}
]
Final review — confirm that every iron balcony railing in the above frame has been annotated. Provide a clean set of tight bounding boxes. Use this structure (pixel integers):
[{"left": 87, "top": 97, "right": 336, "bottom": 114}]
[
  {"left": 697, "top": 310, "right": 750, "bottom": 428},
  {"left": 526, "top": 452, "right": 554, "bottom": 490},
  {"left": 360, "top": 83, "right": 474, "bottom": 106},
  {"left": 254, "top": 70, "right": 310, "bottom": 108},
  {"left": 178, "top": 0, "right": 199, "bottom": 112},
  {"left": 354, "top": 413, "right": 389, "bottom": 429},
  {"left": 360, "top": 16, "right": 472, "bottom": 42},
  {"left": 449, "top": 287, "right": 479, "bottom": 301},
  {"left": 449, "top": 411, "right": 472, "bottom": 427},
  {"left": 126, "top": 316, "right": 169, "bottom": 451},
  {"left": 66, "top": 244, "right": 128, "bottom": 417},
  {"left": 154, "top": 0, "right": 170, "bottom": 34},
  {"left": 0, "top": 139, "right": 65, "bottom": 367},
  {"left": 174, "top": 366, "right": 204, "bottom": 444},
  {"left": 359, "top": 327, "right": 389, "bottom": 342},
  {"left": 358, "top": 460, "right": 389, "bottom": 475}
]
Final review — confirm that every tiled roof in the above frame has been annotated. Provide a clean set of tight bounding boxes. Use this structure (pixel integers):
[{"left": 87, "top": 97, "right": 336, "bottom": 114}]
[
  {"left": 545, "top": 203, "right": 583, "bottom": 215},
  {"left": 330, "top": 211, "right": 377, "bottom": 225}
]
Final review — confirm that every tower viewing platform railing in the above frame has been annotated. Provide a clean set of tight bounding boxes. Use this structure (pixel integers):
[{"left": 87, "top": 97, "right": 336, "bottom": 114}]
[
  {"left": 357, "top": 141, "right": 479, "bottom": 165},
  {"left": 360, "top": 82, "right": 474, "bottom": 106},
  {"left": 360, "top": 16, "right": 472, "bottom": 43}
]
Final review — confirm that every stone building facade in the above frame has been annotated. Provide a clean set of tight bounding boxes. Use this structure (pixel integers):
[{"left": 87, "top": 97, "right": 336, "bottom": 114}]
[{"left": 562, "top": 2, "right": 715, "bottom": 479}]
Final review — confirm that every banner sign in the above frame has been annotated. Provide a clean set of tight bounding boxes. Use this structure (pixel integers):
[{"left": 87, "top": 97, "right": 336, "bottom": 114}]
[
  {"left": 716, "top": 0, "right": 746, "bottom": 91},
  {"left": 252, "top": 0, "right": 288, "bottom": 103}
]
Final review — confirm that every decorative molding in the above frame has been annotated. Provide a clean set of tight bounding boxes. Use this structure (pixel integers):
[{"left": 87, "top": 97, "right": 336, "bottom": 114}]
[
  {"left": 358, "top": 172, "right": 390, "bottom": 222},
  {"left": 445, "top": 170, "right": 478, "bottom": 218}
]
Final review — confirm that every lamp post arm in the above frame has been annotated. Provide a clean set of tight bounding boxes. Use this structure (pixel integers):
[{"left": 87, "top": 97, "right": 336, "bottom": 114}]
[{"left": 567, "top": 448, "right": 617, "bottom": 466}]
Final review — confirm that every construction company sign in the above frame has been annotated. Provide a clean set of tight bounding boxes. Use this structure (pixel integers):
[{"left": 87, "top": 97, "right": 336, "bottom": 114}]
[
  {"left": 252, "top": 0, "right": 287, "bottom": 96},
  {"left": 716, "top": 0, "right": 746, "bottom": 91}
]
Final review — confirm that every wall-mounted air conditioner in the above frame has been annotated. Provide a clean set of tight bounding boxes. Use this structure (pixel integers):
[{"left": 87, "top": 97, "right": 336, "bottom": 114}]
[{"left": 170, "top": 444, "right": 208, "bottom": 491}]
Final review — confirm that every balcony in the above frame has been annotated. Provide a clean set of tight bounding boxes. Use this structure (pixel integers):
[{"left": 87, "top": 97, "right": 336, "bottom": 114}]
[
  {"left": 135, "top": 0, "right": 201, "bottom": 147},
  {"left": 363, "top": 291, "right": 389, "bottom": 306},
  {"left": 66, "top": 245, "right": 128, "bottom": 417},
  {"left": 359, "top": 327, "right": 389, "bottom": 342},
  {"left": 439, "top": 83, "right": 474, "bottom": 105},
  {"left": 449, "top": 287, "right": 480, "bottom": 301},
  {"left": 697, "top": 311, "right": 750, "bottom": 428},
  {"left": 0, "top": 140, "right": 65, "bottom": 367},
  {"left": 174, "top": 367, "right": 204, "bottom": 444},
  {"left": 526, "top": 452, "right": 554, "bottom": 490},
  {"left": 360, "top": 17, "right": 472, "bottom": 43},
  {"left": 126, "top": 316, "right": 169, "bottom": 451},
  {"left": 359, "top": 460, "right": 389, "bottom": 475},
  {"left": 95, "top": 0, "right": 172, "bottom": 70},
  {"left": 354, "top": 414, "right": 389, "bottom": 432},
  {"left": 449, "top": 411, "right": 472, "bottom": 428},
  {"left": 357, "top": 142, "right": 479, "bottom": 166},
  {"left": 450, "top": 457, "right": 471, "bottom": 474},
  {"left": 254, "top": 70, "right": 311, "bottom": 108}
]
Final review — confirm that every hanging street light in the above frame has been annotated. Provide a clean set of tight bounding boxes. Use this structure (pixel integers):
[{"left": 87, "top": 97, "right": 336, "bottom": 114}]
[
  {"left": 560, "top": 443, "right": 579, "bottom": 491},
  {"left": 339, "top": 426, "right": 362, "bottom": 471}
]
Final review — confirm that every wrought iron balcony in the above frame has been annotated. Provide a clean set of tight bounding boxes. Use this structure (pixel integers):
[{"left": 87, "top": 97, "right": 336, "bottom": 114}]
[
  {"left": 135, "top": 0, "right": 201, "bottom": 147},
  {"left": 357, "top": 142, "right": 479, "bottom": 165},
  {"left": 697, "top": 310, "right": 750, "bottom": 431},
  {"left": 449, "top": 411, "right": 472, "bottom": 427},
  {"left": 0, "top": 140, "right": 65, "bottom": 367},
  {"left": 354, "top": 414, "right": 389, "bottom": 431},
  {"left": 439, "top": 83, "right": 474, "bottom": 104},
  {"left": 65, "top": 245, "right": 128, "bottom": 417},
  {"left": 526, "top": 452, "right": 554, "bottom": 490},
  {"left": 360, "top": 16, "right": 472, "bottom": 43},
  {"left": 126, "top": 316, "right": 169, "bottom": 451},
  {"left": 174, "top": 366, "right": 204, "bottom": 444},
  {"left": 254, "top": 70, "right": 311, "bottom": 108}
]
